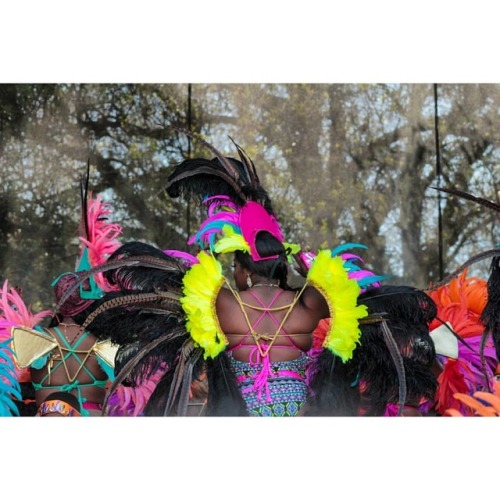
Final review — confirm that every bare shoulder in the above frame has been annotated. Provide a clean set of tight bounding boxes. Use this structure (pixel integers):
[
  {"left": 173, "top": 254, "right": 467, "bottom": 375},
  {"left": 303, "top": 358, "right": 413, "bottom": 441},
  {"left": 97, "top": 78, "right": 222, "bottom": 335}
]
[
  {"left": 300, "top": 285, "right": 329, "bottom": 318},
  {"left": 215, "top": 287, "right": 236, "bottom": 312}
]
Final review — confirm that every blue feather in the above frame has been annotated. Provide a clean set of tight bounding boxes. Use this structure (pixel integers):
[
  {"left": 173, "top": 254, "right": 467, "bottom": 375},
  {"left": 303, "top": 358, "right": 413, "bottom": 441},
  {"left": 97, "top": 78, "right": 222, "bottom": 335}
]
[
  {"left": 0, "top": 341, "right": 21, "bottom": 416},
  {"left": 331, "top": 243, "right": 368, "bottom": 256},
  {"left": 358, "top": 275, "right": 391, "bottom": 288}
]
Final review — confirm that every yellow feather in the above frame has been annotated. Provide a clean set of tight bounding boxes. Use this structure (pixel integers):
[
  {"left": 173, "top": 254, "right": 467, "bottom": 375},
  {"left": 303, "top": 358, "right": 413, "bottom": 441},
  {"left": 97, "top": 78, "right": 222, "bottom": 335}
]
[
  {"left": 307, "top": 250, "right": 367, "bottom": 362},
  {"left": 181, "top": 252, "right": 227, "bottom": 359}
]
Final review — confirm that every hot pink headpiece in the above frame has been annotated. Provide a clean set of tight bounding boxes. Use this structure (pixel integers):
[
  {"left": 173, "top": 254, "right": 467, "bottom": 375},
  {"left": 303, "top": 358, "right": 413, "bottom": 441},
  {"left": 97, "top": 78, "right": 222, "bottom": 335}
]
[{"left": 239, "top": 202, "right": 284, "bottom": 261}]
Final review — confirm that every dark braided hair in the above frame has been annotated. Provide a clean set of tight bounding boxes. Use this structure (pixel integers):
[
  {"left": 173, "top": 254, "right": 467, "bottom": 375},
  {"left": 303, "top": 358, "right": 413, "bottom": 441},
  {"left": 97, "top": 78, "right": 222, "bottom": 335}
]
[{"left": 234, "top": 231, "right": 290, "bottom": 289}]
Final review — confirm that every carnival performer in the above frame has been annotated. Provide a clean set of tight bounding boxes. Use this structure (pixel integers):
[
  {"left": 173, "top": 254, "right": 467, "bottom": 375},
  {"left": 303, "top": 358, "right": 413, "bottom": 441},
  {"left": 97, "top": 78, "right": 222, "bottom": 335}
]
[
  {"left": 69, "top": 134, "right": 446, "bottom": 417},
  {"left": 0, "top": 281, "right": 53, "bottom": 415},
  {"left": 3, "top": 169, "right": 122, "bottom": 416}
]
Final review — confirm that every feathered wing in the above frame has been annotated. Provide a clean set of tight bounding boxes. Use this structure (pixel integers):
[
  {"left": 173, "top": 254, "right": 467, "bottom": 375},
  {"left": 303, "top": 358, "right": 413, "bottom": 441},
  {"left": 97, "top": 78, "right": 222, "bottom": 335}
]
[
  {"left": 303, "top": 247, "right": 397, "bottom": 416},
  {"left": 81, "top": 241, "right": 244, "bottom": 416},
  {"left": 356, "top": 286, "right": 438, "bottom": 416},
  {"left": 83, "top": 242, "right": 189, "bottom": 378},
  {"left": 308, "top": 285, "right": 439, "bottom": 416}
]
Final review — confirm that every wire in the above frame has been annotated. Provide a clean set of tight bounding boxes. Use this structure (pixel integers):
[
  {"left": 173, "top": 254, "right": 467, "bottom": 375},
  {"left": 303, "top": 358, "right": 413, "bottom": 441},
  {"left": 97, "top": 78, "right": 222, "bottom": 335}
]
[{"left": 434, "top": 83, "right": 444, "bottom": 280}]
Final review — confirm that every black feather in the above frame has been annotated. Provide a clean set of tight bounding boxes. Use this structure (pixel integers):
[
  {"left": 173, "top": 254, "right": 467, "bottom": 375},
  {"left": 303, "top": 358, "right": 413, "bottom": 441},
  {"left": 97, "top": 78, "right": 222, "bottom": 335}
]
[
  {"left": 204, "top": 354, "right": 248, "bottom": 416},
  {"left": 228, "top": 136, "right": 260, "bottom": 187},
  {"left": 481, "top": 256, "right": 500, "bottom": 359},
  {"left": 306, "top": 349, "right": 360, "bottom": 416},
  {"left": 164, "top": 339, "right": 203, "bottom": 416},
  {"left": 357, "top": 285, "right": 437, "bottom": 415},
  {"left": 379, "top": 319, "right": 407, "bottom": 415},
  {"left": 165, "top": 131, "right": 276, "bottom": 214},
  {"left": 101, "top": 326, "right": 189, "bottom": 414},
  {"left": 426, "top": 248, "right": 500, "bottom": 291},
  {"left": 80, "top": 160, "right": 91, "bottom": 243},
  {"left": 166, "top": 158, "right": 248, "bottom": 204},
  {"left": 431, "top": 186, "right": 500, "bottom": 213}
]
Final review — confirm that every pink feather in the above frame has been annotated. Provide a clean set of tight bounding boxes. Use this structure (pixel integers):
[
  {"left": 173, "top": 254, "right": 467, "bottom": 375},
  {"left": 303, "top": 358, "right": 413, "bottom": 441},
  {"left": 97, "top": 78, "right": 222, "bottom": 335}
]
[
  {"left": 107, "top": 366, "right": 167, "bottom": 416},
  {"left": 79, "top": 193, "right": 123, "bottom": 292},
  {"left": 162, "top": 250, "right": 199, "bottom": 267}
]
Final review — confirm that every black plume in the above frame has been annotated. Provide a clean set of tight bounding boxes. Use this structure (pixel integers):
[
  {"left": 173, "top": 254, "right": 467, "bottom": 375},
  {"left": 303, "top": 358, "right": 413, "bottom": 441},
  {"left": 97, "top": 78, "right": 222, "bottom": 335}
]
[
  {"left": 165, "top": 132, "right": 275, "bottom": 214},
  {"left": 204, "top": 353, "right": 248, "bottom": 416},
  {"left": 431, "top": 186, "right": 500, "bottom": 213},
  {"left": 306, "top": 349, "right": 360, "bottom": 416},
  {"left": 481, "top": 256, "right": 500, "bottom": 359}
]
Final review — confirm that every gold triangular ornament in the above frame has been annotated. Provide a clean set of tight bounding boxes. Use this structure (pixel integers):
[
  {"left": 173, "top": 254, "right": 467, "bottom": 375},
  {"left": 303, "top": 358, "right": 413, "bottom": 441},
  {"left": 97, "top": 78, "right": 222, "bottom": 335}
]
[
  {"left": 11, "top": 326, "right": 57, "bottom": 369},
  {"left": 94, "top": 340, "right": 118, "bottom": 369}
]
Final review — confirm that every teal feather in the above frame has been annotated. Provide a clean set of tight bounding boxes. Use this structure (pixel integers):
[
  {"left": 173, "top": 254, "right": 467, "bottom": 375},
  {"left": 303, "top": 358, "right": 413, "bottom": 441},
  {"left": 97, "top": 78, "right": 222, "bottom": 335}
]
[
  {"left": 0, "top": 341, "right": 21, "bottom": 416},
  {"left": 331, "top": 243, "right": 368, "bottom": 256},
  {"left": 357, "top": 275, "right": 391, "bottom": 288}
]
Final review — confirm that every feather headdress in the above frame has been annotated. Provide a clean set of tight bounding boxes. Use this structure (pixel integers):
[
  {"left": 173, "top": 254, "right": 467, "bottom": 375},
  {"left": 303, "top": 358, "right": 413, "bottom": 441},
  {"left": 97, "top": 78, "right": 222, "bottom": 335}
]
[
  {"left": 166, "top": 133, "right": 298, "bottom": 261},
  {"left": 53, "top": 164, "right": 122, "bottom": 316},
  {"left": 166, "top": 134, "right": 274, "bottom": 213}
]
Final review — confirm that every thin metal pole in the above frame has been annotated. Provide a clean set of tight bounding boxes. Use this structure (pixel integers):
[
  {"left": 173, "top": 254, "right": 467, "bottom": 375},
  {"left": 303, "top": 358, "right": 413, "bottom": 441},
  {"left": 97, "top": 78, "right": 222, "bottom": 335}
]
[
  {"left": 434, "top": 83, "right": 444, "bottom": 280},
  {"left": 186, "top": 83, "right": 192, "bottom": 242}
]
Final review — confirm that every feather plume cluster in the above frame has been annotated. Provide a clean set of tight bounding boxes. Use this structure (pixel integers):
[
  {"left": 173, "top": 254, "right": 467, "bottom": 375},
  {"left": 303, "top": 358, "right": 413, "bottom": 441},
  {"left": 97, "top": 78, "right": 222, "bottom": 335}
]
[
  {"left": 78, "top": 192, "right": 123, "bottom": 292},
  {"left": 166, "top": 135, "right": 275, "bottom": 213},
  {"left": 427, "top": 271, "right": 497, "bottom": 415},
  {"left": 84, "top": 241, "right": 242, "bottom": 415},
  {"left": 307, "top": 250, "right": 368, "bottom": 362},
  {"left": 446, "top": 379, "right": 500, "bottom": 416},
  {"left": 356, "top": 286, "right": 438, "bottom": 415},
  {"left": 308, "top": 285, "right": 439, "bottom": 415},
  {"left": 428, "top": 186, "right": 500, "bottom": 361},
  {"left": 0, "top": 340, "right": 22, "bottom": 416},
  {"left": 180, "top": 251, "right": 227, "bottom": 359}
]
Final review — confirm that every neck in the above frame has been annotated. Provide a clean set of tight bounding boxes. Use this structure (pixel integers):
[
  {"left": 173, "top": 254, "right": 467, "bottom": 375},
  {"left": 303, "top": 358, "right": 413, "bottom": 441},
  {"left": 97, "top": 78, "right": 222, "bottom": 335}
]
[
  {"left": 59, "top": 318, "right": 79, "bottom": 326},
  {"left": 251, "top": 280, "right": 280, "bottom": 288}
]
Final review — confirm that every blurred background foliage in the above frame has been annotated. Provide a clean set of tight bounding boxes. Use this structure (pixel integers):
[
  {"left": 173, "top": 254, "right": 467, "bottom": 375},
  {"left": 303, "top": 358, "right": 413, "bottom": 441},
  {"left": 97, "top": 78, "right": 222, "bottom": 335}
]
[{"left": 0, "top": 83, "right": 499, "bottom": 309}]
